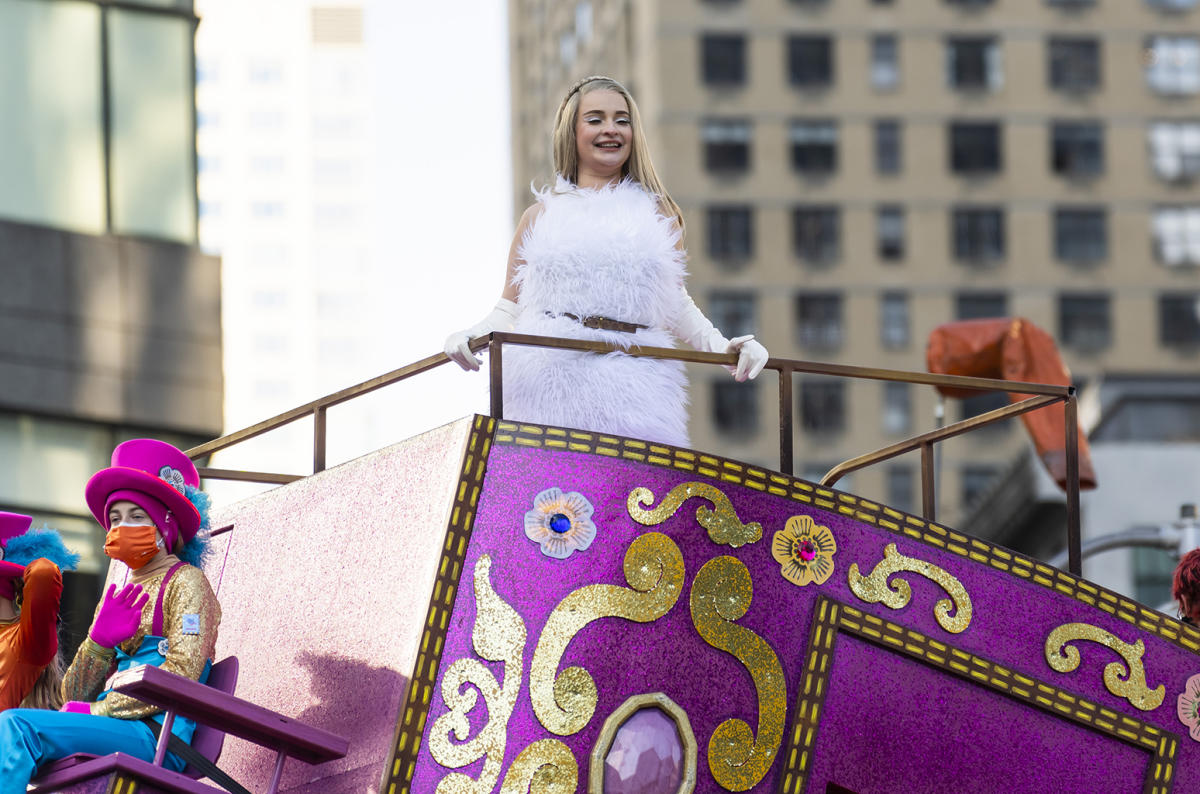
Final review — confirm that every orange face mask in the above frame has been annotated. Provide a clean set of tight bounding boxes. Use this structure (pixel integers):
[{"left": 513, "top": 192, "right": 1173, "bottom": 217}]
[{"left": 103, "top": 523, "right": 160, "bottom": 570}]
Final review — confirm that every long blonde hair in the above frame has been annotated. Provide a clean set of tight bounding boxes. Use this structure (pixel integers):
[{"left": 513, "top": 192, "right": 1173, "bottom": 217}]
[{"left": 552, "top": 76, "right": 684, "bottom": 233}]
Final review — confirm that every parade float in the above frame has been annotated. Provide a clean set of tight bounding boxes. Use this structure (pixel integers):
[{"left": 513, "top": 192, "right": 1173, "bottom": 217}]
[{"left": 35, "top": 329, "right": 1200, "bottom": 793}]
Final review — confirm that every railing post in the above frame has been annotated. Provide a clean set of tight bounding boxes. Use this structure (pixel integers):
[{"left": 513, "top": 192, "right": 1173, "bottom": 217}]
[
  {"left": 489, "top": 333, "right": 504, "bottom": 419},
  {"left": 313, "top": 405, "right": 327, "bottom": 473},
  {"left": 921, "top": 441, "right": 936, "bottom": 522},
  {"left": 1065, "top": 393, "right": 1082, "bottom": 576},
  {"left": 779, "top": 365, "right": 793, "bottom": 476}
]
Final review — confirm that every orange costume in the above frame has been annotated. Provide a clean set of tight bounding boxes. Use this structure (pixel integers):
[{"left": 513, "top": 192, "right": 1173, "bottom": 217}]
[{"left": 0, "top": 559, "right": 62, "bottom": 711}]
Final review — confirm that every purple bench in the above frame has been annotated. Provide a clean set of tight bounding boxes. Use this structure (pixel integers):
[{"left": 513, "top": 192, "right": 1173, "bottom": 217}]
[{"left": 29, "top": 659, "right": 348, "bottom": 794}]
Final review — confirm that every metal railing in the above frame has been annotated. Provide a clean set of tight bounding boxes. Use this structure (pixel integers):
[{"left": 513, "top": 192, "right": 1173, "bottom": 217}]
[{"left": 186, "top": 332, "right": 1083, "bottom": 573}]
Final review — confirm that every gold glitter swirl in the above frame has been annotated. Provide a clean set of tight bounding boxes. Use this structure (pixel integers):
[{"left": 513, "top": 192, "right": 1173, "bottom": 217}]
[
  {"left": 498, "top": 739, "right": 578, "bottom": 794},
  {"left": 1045, "top": 623, "right": 1165, "bottom": 712},
  {"left": 627, "top": 483, "right": 762, "bottom": 548},
  {"left": 690, "top": 555, "right": 785, "bottom": 792},
  {"left": 530, "top": 532, "right": 685, "bottom": 736},
  {"left": 846, "top": 543, "right": 973, "bottom": 634},
  {"left": 429, "top": 556, "right": 527, "bottom": 793}
]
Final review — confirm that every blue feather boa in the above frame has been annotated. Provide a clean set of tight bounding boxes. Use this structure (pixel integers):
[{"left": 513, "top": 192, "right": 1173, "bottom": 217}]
[
  {"left": 5, "top": 528, "right": 80, "bottom": 572},
  {"left": 178, "top": 485, "right": 213, "bottom": 568}
]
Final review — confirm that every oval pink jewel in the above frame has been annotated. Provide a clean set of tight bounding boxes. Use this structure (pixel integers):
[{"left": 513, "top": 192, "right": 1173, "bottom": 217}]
[{"left": 603, "top": 707, "right": 683, "bottom": 794}]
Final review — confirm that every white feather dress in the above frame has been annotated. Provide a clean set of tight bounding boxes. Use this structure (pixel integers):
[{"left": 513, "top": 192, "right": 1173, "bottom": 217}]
[{"left": 504, "top": 177, "right": 691, "bottom": 447}]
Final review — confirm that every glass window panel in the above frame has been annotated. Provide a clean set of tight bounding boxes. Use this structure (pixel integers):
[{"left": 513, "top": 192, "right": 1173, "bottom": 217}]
[
  {"left": 0, "top": 415, "right": 113, "bottom": 515},
  {"left": 0, "top": 0, "right": 105, "bottom": 233},
  {"left": 108, "top": 9, "right": 196, "bottom": 242}
]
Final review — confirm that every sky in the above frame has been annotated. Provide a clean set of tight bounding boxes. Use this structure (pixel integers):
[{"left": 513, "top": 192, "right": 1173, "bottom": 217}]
[{"left": 197, "top": 1, "right": 514, "bottom": 498}]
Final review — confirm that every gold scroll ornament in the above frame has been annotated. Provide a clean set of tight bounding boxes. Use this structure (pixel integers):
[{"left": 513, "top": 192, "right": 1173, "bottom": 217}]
[
  {"left": 847, "top": 542, "right": 973, "bottom": 634},
  {"left": 690, "top": 555, "right": 786, "bottom": 792},
  {"left": 429, "top": 556, "right": 528, "bottom": 793},
  {"left": 530, "top": 532, "right": 685, "bottom": 736},
  {"left": 498, "top": 739, "right": 578, "bottom": 794},
  {"left": 627, "top": 483, "right": 762, "bottom": 548},
  {"left": 1045, "top": 623, "right": 1165, "bottom": 711}
]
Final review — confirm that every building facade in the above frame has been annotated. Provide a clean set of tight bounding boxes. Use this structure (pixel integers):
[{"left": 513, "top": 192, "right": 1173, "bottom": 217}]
[
  {"left": 0, "top": 0, "right": 222, "bottom": 645},
  {"left": 509, "top": 0, "right": 1200, "bottom": 542}
]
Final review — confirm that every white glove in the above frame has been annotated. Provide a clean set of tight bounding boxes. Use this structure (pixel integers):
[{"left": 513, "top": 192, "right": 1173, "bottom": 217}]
[
  {"left": 444, "top": 299, "right": 521, "bottom": 371},
  {"left": 671, "top": 289, "right": 769, "bottom": 382}
]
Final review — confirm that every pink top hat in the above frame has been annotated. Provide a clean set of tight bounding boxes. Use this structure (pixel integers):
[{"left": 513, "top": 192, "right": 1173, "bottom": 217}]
[
  {"left": 0, "top": 512, "right": 33, "bottom": 582},
  {"left": 84, "top": 439, "right": 201, "bottom": 553}
]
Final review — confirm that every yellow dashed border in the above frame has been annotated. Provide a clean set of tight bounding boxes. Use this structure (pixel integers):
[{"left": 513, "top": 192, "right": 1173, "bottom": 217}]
[
  {"left": 385, "top": 416, "right": 495, "bottom": 794},
  {"left": 493, "top": 421, "right": 1200, "bottom": 656},
  {"left": 777, "top": 596, "right": 1178, "bottom": 794}
]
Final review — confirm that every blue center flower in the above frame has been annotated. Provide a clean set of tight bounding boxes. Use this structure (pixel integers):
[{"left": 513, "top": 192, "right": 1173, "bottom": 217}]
[{"left": 549, "top": 513, "right": 572, "bottom": 534}]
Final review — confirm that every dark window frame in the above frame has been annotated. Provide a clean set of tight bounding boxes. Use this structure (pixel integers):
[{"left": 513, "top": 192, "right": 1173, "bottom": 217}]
[
  {"left": 1054, "top": 206, "right": 1108, "bottom": 263},
  {"left": 1058, "top": 292, "right": 1112, "bottom": 351},
  {"left": 795, "top": 292, "right": 844, "bottom": 351},
  {"left": 707, "top": 205, "right": 754, "bottom": 263},
  {"left": 952, "top": 207, "right": 1006, "bottom": 263},
  {"left": 1048, "top": 37, "right": 1101, "bottom": 92},
  {"left": 792, "top": 206, "right": 841, "bottom": 264},
  {"left": 701, "top": 33, "right": 747, "bottom": 87},
  {"left": 788, "top": 35, "right": 834, "bottom": 89},
  {"left": 949, "top": 121, "right": 1003, "bottom": 174}
]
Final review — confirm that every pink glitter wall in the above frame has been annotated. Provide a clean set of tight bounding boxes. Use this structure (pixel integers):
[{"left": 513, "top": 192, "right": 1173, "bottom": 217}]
[{"left": 202, "top": 417, "right": 476, "bottom": 792}]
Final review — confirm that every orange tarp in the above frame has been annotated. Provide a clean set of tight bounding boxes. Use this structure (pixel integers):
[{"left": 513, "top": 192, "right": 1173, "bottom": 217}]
[{"left": 926, "top": 318, "right": 1096, "bottom": 491}]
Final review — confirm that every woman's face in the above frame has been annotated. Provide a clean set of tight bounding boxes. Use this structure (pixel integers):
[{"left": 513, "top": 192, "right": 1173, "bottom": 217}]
[
  {"left": 574, "top": 89, "right": 632, "bottom": 177},
  {"left": 108, "top": 500, "right": 152, "bottom": 529}
]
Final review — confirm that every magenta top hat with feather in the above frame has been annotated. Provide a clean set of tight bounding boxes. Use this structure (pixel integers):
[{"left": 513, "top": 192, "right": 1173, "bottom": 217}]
[
  {"left": 85, "top": 439, "right": 201, "bottom": 553},
  {"left": 0, "top": 512, "right": 34, "bottom": 582}
]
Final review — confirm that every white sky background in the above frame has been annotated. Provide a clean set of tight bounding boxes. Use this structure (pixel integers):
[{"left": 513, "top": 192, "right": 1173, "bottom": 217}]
[
  {"left": 360, "top": 0, "right": 513, "bottom": 441},
  {"left": 204, "top": 1, "right": 513, "bottom": 498}
]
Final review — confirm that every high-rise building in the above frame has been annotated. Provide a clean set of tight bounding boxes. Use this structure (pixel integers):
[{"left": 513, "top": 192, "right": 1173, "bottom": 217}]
[
  {"left": 509, "top": 0, "right": 1200, "bottom": 582},
  {"left": 0, "top": 0, "right": 222, "bottom": 642}
]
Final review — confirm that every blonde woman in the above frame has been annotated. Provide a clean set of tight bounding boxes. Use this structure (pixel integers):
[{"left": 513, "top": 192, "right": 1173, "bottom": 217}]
[{"left": 444, "top": 76, "right": 768, "bottom": 447}]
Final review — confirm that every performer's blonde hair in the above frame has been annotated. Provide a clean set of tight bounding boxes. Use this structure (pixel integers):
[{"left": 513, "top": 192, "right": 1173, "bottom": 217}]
[{"left": 552, "top": 76, "right": 684, "bottom": 232}]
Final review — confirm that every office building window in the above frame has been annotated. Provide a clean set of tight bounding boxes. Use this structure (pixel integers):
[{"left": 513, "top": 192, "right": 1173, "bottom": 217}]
[
  {"left": 708, "top": 206, "right": 754, "bottom": 262},
  {"left": 952, "top": 207, "right": 1005, "bottom": 262},
  {"left": 792, "top": 206, "right": 840, "bottom": 263},
  {"left": 875, "top": 120, "right": 902, "bottom": 174},
  {"left": 1055, "top": 207, "right": 1107, "bottom": 263},
  {"left": 790, "top": 120, "right": 838, "bottom": 174},
  {"left": 702, "top": 33, "right": 746, "bottom": 86},
  {"left": 950, "top": 122, "right": 1002, "bottom": 174},
  {"left": 886, "top": 466, "right": 916, "bottom": 513},
  {"left": 959, "top": 391, "right": 1011, "bottom": 433},
  {"left": 1146, "top": 0, "right": 1199, "bottom": 8},
  {"left": 795, "top": 293, "right": 843, "bottom": 350},
  {"left": 788, "top": 35, "right": 833, "bottom": 88},
  {"left": 871, "top": 34, "right": 899, "bottom": 89},
  {"left": 1153, "top": 206, "right": 1200, "bottom": 266},
  {"left": 883, "top": 381, "right": 912, "bottom": 434},
  {"left": 1048, "top": 37, "right": 1101, "bottom": 91},
  {"left": 880, "top": 291, "right": 910, "bottom": 348},
  {"left": 1059, "top": 293, "right": 1111, "bottom": 351},
  {"left": 709, "top": 291, "right": 757, "bottom": 338},
  {"left": 877, "top": 205, "right": 905, "bottom": 260},
  {"left": 1160, "top": 293, "right": 1200, "bottom": 346},
  {"left": 1149, "top": 121, "right": 1200, "bottom": 182},
  {"left": 712, "top": 380, "right": 759, "bottom": 435},
  {"left": 799, "top": 378, "right": 845, "bottom": 434},
  {"left": 1051, "top": 122, "right": 1104, "bottom": 176},
  {"left": 955, "top": 291, "right": 1008, "bottom": 320},
  {"left": 961, "top": 465, "right": 1000, "bottom": 507},
  {"left": 1146, "top": 36, "right": 1200, "bottom": 95},
  {"left": 703, "top": 119, "right": 751, "bottom": 173},
  {"left": 946, "top": 37, "right": 1002, "bottom": 90},
  {"left": 1133, "top": 547, "right": 1176, "bottom": 612}
]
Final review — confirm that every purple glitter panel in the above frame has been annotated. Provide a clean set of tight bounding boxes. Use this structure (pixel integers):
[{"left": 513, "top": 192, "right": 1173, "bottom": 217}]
[
  {"left": 809, "top": 632, "right": 1147, "bottom": 793},
  {"left": 410, "top": 442, "right": 1200, "bottom": 793}
]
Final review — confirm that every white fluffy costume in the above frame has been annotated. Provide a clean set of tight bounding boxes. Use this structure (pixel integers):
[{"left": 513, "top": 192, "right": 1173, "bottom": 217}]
[{"left": 505, "top": 177, "right": 691, "bottom": 447}]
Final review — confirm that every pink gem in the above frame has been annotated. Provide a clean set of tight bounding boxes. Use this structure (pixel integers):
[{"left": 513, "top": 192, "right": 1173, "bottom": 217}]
[
  {"left": 603, "top": 707, "right": 683, "bottom": 794},
  {"left": 798, "top": 539, "right": 817, "bottom": 562}
]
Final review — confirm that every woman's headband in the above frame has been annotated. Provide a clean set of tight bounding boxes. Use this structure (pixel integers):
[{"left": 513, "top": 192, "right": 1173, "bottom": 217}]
[{"left": 559, "top": 75, "right": 627, "bottom": 112}]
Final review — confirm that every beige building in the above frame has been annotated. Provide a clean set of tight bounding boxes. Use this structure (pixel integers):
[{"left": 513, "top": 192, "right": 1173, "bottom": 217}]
[{"left": 508, "top": 0, "right": 1200, "bottom": 532}]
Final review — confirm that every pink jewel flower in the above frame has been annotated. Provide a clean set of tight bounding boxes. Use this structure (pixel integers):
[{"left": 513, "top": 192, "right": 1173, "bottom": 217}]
[{"left": 1177, "top": 672, "right": 1200, "bottom": 742}]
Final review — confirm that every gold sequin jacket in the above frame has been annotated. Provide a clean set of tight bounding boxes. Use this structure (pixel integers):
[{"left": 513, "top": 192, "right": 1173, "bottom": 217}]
[{"left": 62, "top": 563, "right": 221, "bottom": 719}]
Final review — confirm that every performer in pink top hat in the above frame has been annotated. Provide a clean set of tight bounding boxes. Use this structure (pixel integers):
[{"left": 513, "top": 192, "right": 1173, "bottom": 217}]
[
  {"left": 0, "top": 513, "right": 77, "bottom": 711},
  {"left": 0, "top": 439, "right": 221, "bottom": 790}
]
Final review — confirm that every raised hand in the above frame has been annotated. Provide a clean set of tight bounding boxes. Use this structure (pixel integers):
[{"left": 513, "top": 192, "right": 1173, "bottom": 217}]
[{"left": 88, "top": 583, "right": 148, "bottom": 649}]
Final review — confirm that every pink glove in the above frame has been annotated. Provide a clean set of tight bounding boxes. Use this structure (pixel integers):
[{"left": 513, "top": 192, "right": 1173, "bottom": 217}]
[
  {"left": 88, "top": 583, "right": 148, "bottom": 649},
  {"left": 59, "top": 701, "right": 91, "bottom": 714}
]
